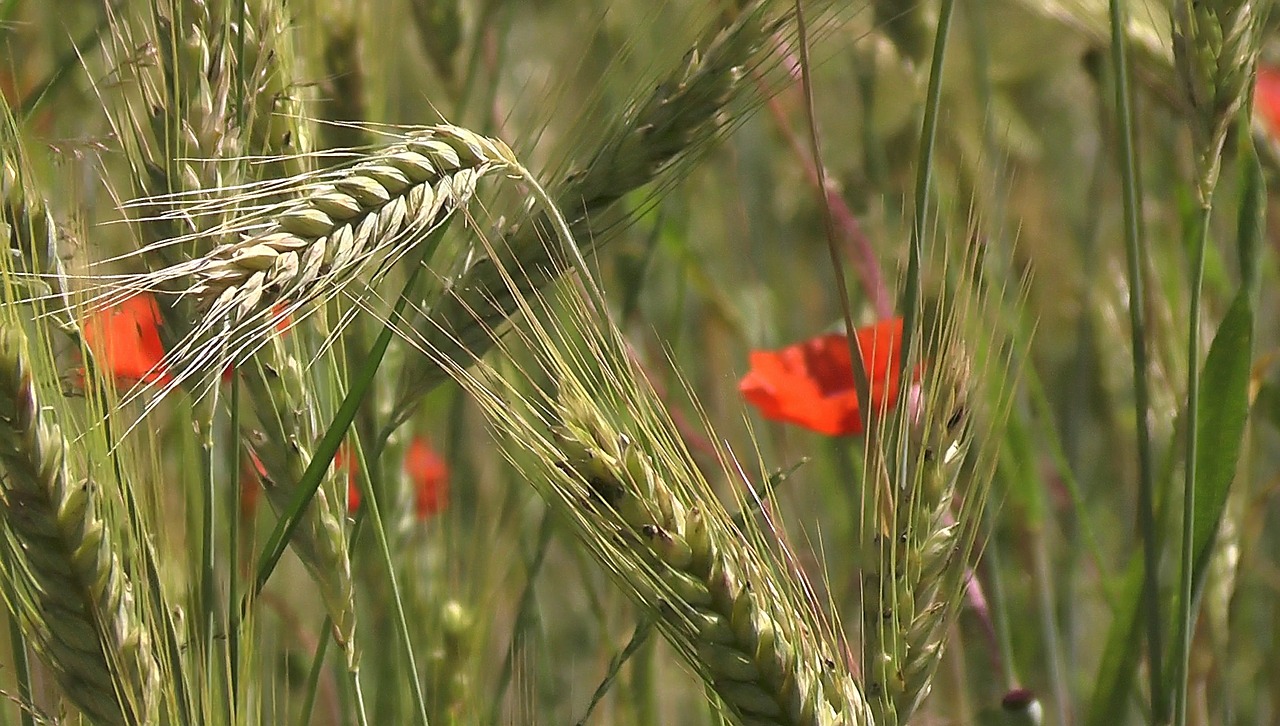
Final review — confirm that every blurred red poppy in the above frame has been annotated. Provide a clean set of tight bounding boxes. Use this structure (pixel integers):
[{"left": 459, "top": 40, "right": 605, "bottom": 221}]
[
  {"left": 241, "top": 438, "right": 447, "bottom": 521},
  {"left": 81, "top": 292, "right": 174, "bottom": 387},
  {"left": 738, "top": 317, "right": 904, "bottom": 436},
  {"left": 335, "top": 444, "right": 361, "bottom": 512},
  {"left": 81, "top": 295, "right": 295, "bottom": 388},
  {"left": 1256, "top": 64, "right": 1280, "bottom": 136},
  {"left": 405, "top": 437, "right": 449, "bottom": 519}
]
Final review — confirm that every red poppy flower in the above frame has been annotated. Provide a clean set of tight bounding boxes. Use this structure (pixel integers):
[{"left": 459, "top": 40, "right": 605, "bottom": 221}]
[
  {"left": 404, "top": 437, "right": 448, "bottom": 519},
  {"left": 81, "top": 292, "right": 174, "bottom": 387},
  {"left": 738, "top": 317, "right": 904, "bottom": 436},
  {"left": 81, "top": 296, "right": 295, "bottom": 388},
  {"left": 1256, "top": 64, "right": 1280, "bottom": 137}
]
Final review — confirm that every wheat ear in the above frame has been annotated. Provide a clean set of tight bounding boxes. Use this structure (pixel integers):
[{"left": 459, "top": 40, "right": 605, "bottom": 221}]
[
  {"left": 860, "top": 354, "right": 972, "bottom": 726},
  {"left": 389, "top": 0, "right": 784, "bottom": 425},
  {"left": 0, "top": 327, "right": 159, "bottom": 725},
  {"left": 240, "top": 332, "right": 360, "bottom": 670},
  {"left": 551, "top": 392, "right": 871, "bottom": 726},
  {"left": 1171, "top": 0, "right": 1263, "bottom": 200},
  {"left": 158, "top": 125, "right": 514, "bottom": 380},
  {"left": 417, "top": 228, "right": 872, "bottom": 723}
]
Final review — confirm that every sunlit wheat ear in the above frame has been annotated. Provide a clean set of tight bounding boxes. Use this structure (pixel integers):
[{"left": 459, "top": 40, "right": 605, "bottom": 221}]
[
  {"left": 858, "top": 275, "right": 1020, "bottom": 726},
  {"left": 389, "top": 0, "right": 789, "bottom": 424},
  {"left": 403, "top": 225, "right": 871, "bottom": 723},
  {"left": 0, "top": 327, "right": 159, "bottom": 726},
  {"left": 149, "top": 124, "right": 516, "bottom": 384}
]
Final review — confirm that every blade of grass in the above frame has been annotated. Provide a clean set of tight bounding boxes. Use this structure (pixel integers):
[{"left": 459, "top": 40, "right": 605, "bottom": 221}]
[
  {"left": 1185, "top": 290, "right": 1252, "bottom": 603},
  {"left": 248, "top": 225, "right": 446, "bottom": 600},
  {"left": 792, "top": 0, "right": 872, "bottom": 432}
]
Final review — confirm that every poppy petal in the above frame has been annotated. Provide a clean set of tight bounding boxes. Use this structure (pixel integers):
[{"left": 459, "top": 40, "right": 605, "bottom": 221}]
[
  {"left": 404, "top": 437, "right": 448, "bottom": 519},
  {"left": 739, "top": 317, "right": 904, "bottom": 436},
  {"left": 1256, "top": 64, "right": 1280, "bottom": 137},
  {"left": 81, "top": 293, "right": 174, "bottom": 387}
]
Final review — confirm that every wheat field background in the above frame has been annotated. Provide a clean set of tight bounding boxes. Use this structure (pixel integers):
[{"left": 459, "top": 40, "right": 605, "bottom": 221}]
[{"left": 0, "top": 0, "right": 1275, "bottom": 725}]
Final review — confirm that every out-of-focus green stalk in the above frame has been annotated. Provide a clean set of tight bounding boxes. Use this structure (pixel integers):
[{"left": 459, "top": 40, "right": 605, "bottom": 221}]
[
  {"left": 1174, "top": 200, "right": 1212, "bottom": 726},
  {"left": 1107, "top": 0, "right": 1162, "bottom": 717},
  {"left": 5, "top": 585, "right": 34, "bottom": 726},
  {"left": 792, "top": 0, "right": 871, "bottom": 429}
]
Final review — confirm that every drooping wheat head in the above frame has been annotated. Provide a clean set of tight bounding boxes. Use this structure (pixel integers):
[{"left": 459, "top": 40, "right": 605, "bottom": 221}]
[
  {"left": 145, "top": 124, "right": 516, "bottom": 395},
  {"left": 0, "top": 326, "right": 159, "bottom": 725},
  {"left": 388, "top": 0, "right": 796, "bottom": 425},
  {"left": 398, "top": 214, "right": 873, "bottom": 724}
]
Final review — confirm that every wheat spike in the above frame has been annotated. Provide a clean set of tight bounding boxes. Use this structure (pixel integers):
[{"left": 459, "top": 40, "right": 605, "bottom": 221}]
[
  {"left": 154, "top": 124, "right": 514, "bottom": 381},
  {"left": 413, "top": 226, "right": 873, "bottom": 723},
  {"left": 389, "top": 0, "right": 784, "bottom": 426},
  {"left": 860, "top": 353, "right": 972, "bottom": 726},
  {"left": 241, "top": 332, "right": 360, "bottom": 670},
  {"left": 0, "top": 327, "right": 159, "bottom": 726},
  {"left": 1171, "top": 0, "right": 1264, "bottom": 200},
  {"left": 551, "top": 391, "right": 872, "bottom": 726}
]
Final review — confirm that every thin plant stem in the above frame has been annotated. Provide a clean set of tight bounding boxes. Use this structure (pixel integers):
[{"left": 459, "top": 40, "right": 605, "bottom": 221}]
[
  {"left": 298, "top": 619, "right": 334, "bottom": 726},
  {"left": 791, "top": 0, "right": 872, "bottom": 432},
  {"left": 350, "top": 441, "right": 431, "bottom": 726},
  {"left": 576, "top": 615, "right": 656, "bottom": 726},
  {"left": 490, "top": 511, "right": 555, "bottom": 726},
  {"left": 228, "top": 377, "right": 241, "bottom": 719},
  {"left": 1174, "top": 201, "right": 1212, "bottom": 726},
  {"left": 1032, "top": 521, "right": 1071, "bottom": 725},
  {"left": 200, "top": 403, "right": 218, "bottom": 705},
  {"left": 1107, "top": 0, "right": 1162, "bottom": 716},
  {"left": 350, "top": 667, "right": 370, "bottom": 726}
]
